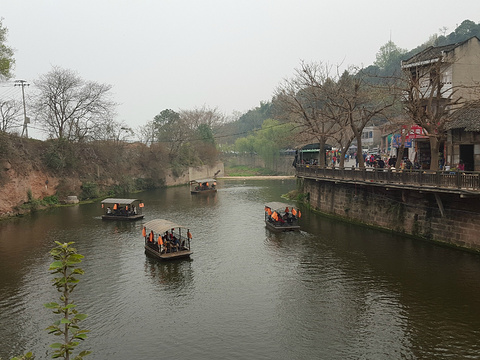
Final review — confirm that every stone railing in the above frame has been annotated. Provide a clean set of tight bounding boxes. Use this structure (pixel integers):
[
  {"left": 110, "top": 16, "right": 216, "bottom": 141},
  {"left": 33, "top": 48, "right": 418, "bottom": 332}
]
[{"left": 296, "top": 164, "right": 480, "bottom": 192}]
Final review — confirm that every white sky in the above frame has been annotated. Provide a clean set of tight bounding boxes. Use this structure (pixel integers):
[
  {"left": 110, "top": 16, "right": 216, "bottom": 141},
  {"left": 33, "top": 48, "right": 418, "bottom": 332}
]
[{"left": 1, "top": 0, "right": 479, "bottom": 138}]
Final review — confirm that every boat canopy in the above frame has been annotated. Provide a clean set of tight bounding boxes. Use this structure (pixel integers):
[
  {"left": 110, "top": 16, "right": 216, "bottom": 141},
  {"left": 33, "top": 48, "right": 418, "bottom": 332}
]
[
  {"left": 101, "top": 198, "right": 141, "bottom": 205},
  {"left": 191, "top": 178, "right": 216, "bottom": 184},
  {"left": 144, "top": 219, "right": 187, "bottom": 234},
  {"left": 265, "top": 202, "right": 295, "bottom": 211}
]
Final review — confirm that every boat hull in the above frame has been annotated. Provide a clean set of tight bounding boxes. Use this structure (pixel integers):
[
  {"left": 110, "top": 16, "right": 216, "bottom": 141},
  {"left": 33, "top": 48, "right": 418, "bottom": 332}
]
[
  {"left": 191, "top": 189, "right": 217, "bottom": 195},
  {"left": 144, "top": 244, "right": 192, "bottom": 260},
  {"left": 102, "top": 214, "right": 144, "bottom": 221},
  {"left": 265, "top": 221, "right": 300, "bottom": 232}
]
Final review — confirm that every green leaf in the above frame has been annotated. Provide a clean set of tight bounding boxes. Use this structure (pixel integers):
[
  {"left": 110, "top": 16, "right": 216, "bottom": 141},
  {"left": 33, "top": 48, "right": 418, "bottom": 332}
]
[
  {"left": 60, "top": 318, "right": 71, "bottom": 324},
  {"left": 74, "top": 313, "right": 88, "bottom": 320},
  {"left": 50, "top": 342, "right": 63, "bottom": 349},
  {"left": 64, "top": 304, "right": 77, "bottom": 309},
  {"left": 75, "top": 333, "right": 88, "bottom": 340},
  {"left": 44, "top": 302, "right": 59, "bottom": 309},
  {"left": 68, "top": 254, "right": 84, "bottom": 261},
  {"left": 48, "top": 261, "right": 63, "bottom": 270},
  {"left": 78, "top": 350, "right": 92, "bottom": 357}
]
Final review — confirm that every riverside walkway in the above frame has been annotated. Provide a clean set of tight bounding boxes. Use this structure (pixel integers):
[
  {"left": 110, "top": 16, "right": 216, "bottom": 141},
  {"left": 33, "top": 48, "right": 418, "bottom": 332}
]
[{"left": 296, "top": 163, "right": 480, "bottom": 196}]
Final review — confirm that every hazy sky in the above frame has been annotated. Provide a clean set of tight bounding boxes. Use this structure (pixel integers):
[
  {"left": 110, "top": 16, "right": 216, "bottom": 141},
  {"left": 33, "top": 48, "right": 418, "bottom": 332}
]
[{"left": 1, "top": 0, "right": 479, "bottom": 138}]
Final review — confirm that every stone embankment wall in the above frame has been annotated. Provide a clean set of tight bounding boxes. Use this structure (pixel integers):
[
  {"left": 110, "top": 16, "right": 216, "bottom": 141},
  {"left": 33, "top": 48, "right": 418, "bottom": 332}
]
[{"left": 302, "top": 178, "right": 480, "bottom": 252}]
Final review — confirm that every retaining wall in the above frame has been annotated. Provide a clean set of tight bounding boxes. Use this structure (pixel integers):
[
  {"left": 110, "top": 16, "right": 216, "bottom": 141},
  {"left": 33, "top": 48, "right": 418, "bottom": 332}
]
[{"left": 302, "top": 178, "right": 480, "bottom": 252}]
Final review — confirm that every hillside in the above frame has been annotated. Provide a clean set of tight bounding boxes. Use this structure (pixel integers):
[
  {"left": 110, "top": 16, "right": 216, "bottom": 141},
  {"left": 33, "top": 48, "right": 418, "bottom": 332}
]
[{"left": 0, "top": 132, "right": 171, "bottom": 216}]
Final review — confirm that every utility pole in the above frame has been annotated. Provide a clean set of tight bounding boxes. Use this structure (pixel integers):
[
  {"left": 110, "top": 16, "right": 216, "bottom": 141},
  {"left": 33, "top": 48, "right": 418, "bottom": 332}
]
[{"left": 15, "top": 79, "right": 30, "bottom": 138}]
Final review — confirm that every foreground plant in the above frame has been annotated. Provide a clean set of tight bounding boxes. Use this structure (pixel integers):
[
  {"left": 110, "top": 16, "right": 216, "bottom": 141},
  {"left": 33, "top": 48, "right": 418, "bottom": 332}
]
[
  {"left": 8, "top": 353, "right": 34, "bottom": 360},
  {"left": 44, "top": 241, "right": 91, "bottom": 359}
]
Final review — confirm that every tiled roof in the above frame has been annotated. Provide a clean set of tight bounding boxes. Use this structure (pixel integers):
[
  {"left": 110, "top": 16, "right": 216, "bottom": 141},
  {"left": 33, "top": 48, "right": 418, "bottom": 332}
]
[
  {"left": 448, "top": 102, "right": 480, "bottom": 131},
  {"left": 402, "top": 36, "right": 480, "bottom": 67}
]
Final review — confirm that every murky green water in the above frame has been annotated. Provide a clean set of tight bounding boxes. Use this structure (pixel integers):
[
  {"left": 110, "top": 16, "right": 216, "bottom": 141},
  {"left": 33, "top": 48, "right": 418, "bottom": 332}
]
[{"left": 1, "top": 179, "right": 480, "bottom": 359}]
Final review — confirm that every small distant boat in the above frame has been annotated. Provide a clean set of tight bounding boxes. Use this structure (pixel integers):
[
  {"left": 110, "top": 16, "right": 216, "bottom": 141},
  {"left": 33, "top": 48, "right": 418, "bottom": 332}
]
[
  {"left": 264, "top": 202, "right": 301, "bottom": 232},
  {"left": 143, "top": 219, "right": 193, "bottom": 260},
  {"left": 101, "top": 198, "right": 145, "bottom": 221},
  {"left": 190, "top": 178, "right": 217, "bottom": 194}
]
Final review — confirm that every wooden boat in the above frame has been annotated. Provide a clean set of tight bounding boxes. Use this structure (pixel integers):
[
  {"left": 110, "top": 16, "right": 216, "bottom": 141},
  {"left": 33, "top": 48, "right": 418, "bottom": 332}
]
[
  {"left": 190, "top": 178, "right": 217, "bottom": 194},
  {"left": 101, "top": 198, "right": 145, "bottom": 221},
  {"left": 143, "top": 219, "right": 193, "bottom": 260},
  {"left": 264, "top": 201, "right": 301, "bottom": 232}
]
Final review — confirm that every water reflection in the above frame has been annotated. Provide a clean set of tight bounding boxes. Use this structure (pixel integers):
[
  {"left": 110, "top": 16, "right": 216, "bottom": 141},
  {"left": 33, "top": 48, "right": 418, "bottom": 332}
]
[
  {"left": 144, "top": 254, "right": 193, "bottom": 289},
  {"left": 1, "top": 179, "right": 480, "bottom": 359}
]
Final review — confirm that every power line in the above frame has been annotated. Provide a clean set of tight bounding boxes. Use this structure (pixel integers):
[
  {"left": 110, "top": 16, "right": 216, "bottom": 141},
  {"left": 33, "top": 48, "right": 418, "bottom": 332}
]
[{"left": 14, "top": 80, "right": 30, "bottom": 138}]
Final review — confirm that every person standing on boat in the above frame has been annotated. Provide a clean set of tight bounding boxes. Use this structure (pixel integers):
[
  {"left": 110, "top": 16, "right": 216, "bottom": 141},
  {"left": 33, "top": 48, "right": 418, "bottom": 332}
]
[{"left": 157, "top": 235, "right": 164, "bottom": 253}]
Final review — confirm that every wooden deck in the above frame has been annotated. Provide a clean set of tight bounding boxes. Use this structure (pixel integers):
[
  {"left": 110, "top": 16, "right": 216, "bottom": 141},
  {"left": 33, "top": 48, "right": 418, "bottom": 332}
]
[{"left": 145, "top": 244, "right": 192, "bottom": 260}]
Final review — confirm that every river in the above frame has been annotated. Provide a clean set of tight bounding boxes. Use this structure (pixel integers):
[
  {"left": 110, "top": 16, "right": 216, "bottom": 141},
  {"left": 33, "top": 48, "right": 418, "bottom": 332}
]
[{"left": 1, "top": 178, "right": 480, "bottom": 359}]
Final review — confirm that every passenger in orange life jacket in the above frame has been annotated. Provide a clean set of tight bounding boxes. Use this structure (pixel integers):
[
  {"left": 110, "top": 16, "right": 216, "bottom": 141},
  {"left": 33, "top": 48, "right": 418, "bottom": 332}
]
[{"left": 149, "top": 230, "right": 154, "bottom": 243}]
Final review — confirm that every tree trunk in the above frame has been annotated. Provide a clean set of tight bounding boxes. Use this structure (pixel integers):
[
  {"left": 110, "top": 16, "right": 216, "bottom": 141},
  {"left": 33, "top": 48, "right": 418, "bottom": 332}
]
[
  {"left": 318, "top": 137, "right": 326, "bottom": 167},
  {"left": 356, "top": 136, "right": 365, "bottom": 168},
  {"left": 429, "top": 136, "right": 440, "bottom": 171}
]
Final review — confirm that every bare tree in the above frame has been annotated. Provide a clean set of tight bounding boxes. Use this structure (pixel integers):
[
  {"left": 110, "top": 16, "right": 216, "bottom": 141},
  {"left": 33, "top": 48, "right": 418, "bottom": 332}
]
[
  {"left": 274, "top": 61, "right": 338, "bottom": 167},
  {"left": 324, "top": 70, "right": 397, "bottom": 168},
  {"left": 0, "top": 99, "right": 22, "bottom": 132},
  {"left": 179, "top": 105, "right": 225, "bottom": 131},
  {"left": 90, "top": 118, "right": 133, "bottom": 143},
  {"left": 402, "top": 58, "right": 465, "bottom": 170},
  {"left": 275, "top": 61, "right": 397, "bottom": 168},
  {"left": 136, "top": 120, "right": 155, "bottom": 145},
  {"left": 31, "top": 66, "right": 116, "bottom": 141}
]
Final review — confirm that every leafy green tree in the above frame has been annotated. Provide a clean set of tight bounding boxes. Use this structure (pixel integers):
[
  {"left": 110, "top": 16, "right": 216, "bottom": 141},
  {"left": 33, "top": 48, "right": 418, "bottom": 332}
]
[
  {"left": 437, "top": 20, "right": 480, "bottom": 45},
  {"left": 216, "top": 101, "right": 273, "bottom": 144},
  {"left": 235, "top": 135, "right": 255, "bottom": 154},
  {"left": 253, "top": 119, "right": 293, "bottom": 169},
  {"left": 153, "top": 109, "right": 187, "bottom": 160},
  {"left": 197, "top": 123, "right": 215, "bottom": 145},
  {"left": 45, "top": 241, "right": 90, "bottom": 359},
  {"left": 373, "top": 40, "right": 407, "bottom": 75},
  {"left": 0, "top": 18, "right": 15, "bottom": 80}
]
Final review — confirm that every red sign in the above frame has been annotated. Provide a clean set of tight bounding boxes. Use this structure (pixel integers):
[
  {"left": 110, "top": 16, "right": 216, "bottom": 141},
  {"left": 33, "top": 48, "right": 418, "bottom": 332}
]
[{"left": 402, "top": 125, "right": 429, "bottom": 140}]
